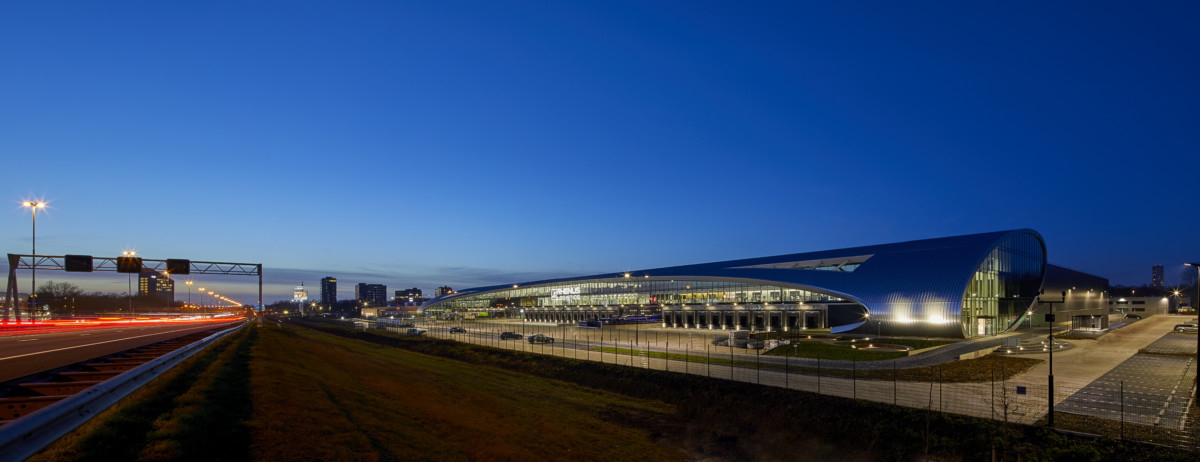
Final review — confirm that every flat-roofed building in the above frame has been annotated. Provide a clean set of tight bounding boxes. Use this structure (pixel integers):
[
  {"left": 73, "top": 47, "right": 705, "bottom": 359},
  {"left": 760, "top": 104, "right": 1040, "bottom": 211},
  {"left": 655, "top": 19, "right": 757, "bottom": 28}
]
[{"left": 356, "top": 283, "right": 387, "bottom": 307}]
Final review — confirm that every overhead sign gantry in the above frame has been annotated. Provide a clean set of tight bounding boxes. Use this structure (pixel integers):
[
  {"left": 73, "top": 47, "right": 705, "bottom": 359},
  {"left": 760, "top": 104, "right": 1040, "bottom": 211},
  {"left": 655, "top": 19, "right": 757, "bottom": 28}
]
[{"left": 4, "top": 253, "right": 262, "bottom": 324}]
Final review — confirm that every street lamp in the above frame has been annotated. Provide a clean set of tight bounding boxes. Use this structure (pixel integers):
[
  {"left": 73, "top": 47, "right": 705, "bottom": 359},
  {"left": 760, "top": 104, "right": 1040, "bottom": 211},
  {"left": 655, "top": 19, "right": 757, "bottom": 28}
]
[
  {"left": 122, "top": 250, "right": 135, "bottom": 321},
  {"left": 208, "top": 291, "right": 214, "bottom": 317},
  {"left": 186, "top": 281, "right": 193, "bottom": 313},
  {"left": 1036, "top": 290, "right": 1066, "bottom": 427},
  {"left": 1185, "top": 263, "right": 1200, "bottom": 375},
  {"left": 21, "top": 201, "right": 46, "bottom": 323},
  {"left": 520, "top": 308, "right": 525, "bottom": 335}
]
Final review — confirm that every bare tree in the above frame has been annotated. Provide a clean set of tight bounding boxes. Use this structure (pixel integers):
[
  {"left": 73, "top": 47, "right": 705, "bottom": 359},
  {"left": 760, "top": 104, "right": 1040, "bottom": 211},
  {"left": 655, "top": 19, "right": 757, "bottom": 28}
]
[{"left": 37, "top": 281, "right": 82, "bottom": 299}]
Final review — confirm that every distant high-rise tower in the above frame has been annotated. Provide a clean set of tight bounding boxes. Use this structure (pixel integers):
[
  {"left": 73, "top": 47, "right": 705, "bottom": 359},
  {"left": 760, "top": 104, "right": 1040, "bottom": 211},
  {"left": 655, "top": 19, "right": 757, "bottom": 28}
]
[
  {"left": 395, "top": 288, "right": 423, "bottom": 306},
  {"left": 435, "top": 286, "right": 454, "bottom": 297},
  {"left": 320, "top": 277, "right": 337, "bottom": 307},
  {"left": 1152, "top": 265, "right": 1164, "bottom": 289},
  {"left": 355, "top": 283, "right": 387, "bottom": 307}
]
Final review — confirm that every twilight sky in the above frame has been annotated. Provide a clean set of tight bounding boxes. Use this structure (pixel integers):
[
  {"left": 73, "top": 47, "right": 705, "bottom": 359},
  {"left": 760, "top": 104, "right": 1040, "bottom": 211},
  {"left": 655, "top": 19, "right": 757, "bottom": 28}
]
[{"left": 2, "top": 1, "right": 1197, "bottom": 304}]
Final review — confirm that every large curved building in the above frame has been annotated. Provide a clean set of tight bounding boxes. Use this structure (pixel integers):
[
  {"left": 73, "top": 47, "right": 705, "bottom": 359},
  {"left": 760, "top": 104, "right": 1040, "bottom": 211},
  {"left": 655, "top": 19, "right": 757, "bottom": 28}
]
[{"left": 422, "top": 229, "right": 1050, "bottom": 338}]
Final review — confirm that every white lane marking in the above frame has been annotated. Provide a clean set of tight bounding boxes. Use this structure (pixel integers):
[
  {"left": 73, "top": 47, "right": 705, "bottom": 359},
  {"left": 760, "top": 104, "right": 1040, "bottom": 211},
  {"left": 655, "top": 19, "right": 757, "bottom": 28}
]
[
  {"left": 18, "top": 339, "right": 39, "bottom": 342},
  {"left": 0, "top": 323, "right": 237, "bottom": 362}
]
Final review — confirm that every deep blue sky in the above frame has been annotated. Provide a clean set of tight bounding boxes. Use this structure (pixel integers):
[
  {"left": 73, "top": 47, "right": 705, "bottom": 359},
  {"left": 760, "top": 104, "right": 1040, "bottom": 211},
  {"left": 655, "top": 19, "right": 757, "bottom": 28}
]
[{"left": 2, "top": 1, "right": 1197, "bottom": 303}]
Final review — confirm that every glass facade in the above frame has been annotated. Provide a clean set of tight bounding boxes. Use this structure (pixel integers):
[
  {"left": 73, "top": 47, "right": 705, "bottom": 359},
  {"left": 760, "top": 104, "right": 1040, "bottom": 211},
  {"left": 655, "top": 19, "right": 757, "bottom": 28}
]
[
  {"left": 960, "top": 233, "right": 1045, "bottom": 336},
  {"left": 424, "top": 278, "right": 846, "bottom": 317}
]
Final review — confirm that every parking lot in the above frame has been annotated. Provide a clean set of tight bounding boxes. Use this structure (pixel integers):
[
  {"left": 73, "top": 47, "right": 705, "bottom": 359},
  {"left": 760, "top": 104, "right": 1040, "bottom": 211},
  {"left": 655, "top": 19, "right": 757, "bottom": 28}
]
[
  {"left": 1056, "top": 351, "right": 1195, "bottom": 428},
  {"left": 1141, "top": 331, "right": 1198, "bottom": 356}
]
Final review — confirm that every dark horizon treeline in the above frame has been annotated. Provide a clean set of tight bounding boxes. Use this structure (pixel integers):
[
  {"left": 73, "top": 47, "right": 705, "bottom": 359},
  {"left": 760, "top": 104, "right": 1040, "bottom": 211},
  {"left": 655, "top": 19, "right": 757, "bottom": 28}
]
[{"left": 263, "top": 298, "right": 377, "bottom": 317}]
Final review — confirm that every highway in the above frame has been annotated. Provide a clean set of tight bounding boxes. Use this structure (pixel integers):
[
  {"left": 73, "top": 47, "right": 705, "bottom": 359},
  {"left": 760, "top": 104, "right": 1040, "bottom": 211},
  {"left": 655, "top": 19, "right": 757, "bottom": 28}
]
[{"left": 0, "top": 320, "right": 244, "bottom": 382}]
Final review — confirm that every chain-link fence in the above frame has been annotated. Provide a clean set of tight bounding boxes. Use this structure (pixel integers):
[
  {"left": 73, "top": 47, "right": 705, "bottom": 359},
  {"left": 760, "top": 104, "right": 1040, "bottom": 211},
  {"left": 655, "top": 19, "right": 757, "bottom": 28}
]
[{"left": 368, "top": 318, "right": 1198, "bottom": 451}]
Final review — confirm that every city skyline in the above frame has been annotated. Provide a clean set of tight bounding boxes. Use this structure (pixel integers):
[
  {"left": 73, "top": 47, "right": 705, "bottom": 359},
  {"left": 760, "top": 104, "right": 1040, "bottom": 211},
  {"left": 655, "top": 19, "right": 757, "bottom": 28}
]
[{"left": 2, "top": 2, "right": 1198, "bottom": 303}]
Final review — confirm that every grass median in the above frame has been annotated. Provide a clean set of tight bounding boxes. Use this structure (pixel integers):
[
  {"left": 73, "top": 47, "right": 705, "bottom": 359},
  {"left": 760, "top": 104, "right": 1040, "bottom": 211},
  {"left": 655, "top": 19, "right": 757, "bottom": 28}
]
[{"left": 31, "top": 325, "right": 255, "bottom": 461}]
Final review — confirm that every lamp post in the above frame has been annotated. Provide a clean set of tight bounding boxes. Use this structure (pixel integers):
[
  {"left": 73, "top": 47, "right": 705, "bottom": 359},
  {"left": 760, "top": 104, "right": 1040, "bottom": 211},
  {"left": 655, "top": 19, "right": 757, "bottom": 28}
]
[
  {"left": 122, "top": 250, "right": 135, "bottom": 321},
  {"left": 22, "top": 201, "right": 46, "bottom": 324},
  {"left": 186, "top": 281, "right": 193, "bottom": 314},
  {"left": 208, "top": 290, "right": 214, "bottom": 318},
  {"left": 162, "top": 270, "right": 171, "bottom": 311},
  {"left": 520, "top": 308, "right": 525, "bottom": 335},
  {"left": 1185, "top": 263, "right": 1200, "bottom": 376},
  {"left": 1037, "top": 291, "right": 1066, "bottom": 427}
]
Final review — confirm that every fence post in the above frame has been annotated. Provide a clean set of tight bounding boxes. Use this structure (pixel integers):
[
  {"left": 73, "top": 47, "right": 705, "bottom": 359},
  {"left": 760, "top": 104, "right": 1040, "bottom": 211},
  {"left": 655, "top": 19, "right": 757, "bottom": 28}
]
[
  {"left": 786, "top": 353, "right": 789, "bottom": 389},
  {"left": 1002, "top": 362, "right": 1009, "bottom": 423},
  {"left": 707, "top": 344, "right": 711, "bottom": 377},
  {"left": 990, "top": 369, "right": 995, "bottom": 420},
  {"left": 756, "top": 348, "right": 760, "bottom": 385},
  {"left": 939, "top": 365, "right": 943, "bottom": 412},
  {"left": 893, "top": 360, "right": 897, "bottom": 405},
  {"left": 853, "top": 360, "right": 857, "bottom": 400},
  {"left": 817, "top": 352, "right": 821, "bottom": 394}
]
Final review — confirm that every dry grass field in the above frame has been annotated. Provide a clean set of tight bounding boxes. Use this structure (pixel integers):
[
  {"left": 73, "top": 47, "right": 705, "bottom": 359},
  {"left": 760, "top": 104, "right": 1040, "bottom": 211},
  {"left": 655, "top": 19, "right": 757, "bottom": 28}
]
[{"left": 249, "top": 324, "right": 687, "bottom": 461}]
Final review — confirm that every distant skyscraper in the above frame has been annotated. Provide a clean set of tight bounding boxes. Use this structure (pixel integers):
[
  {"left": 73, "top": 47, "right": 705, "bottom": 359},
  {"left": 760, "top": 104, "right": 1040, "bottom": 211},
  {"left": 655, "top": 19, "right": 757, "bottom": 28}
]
[
  {"left": 355, "top": 283, "right": 387, "bottom": 307},
  {"left": 138, "top": 269, "right": 175, "bottom": 303},
  {"left": 1152, "top": 265, "right": 1164, "bottom": 289},
  {"left": 320, "top": 277, "right": 337, "bottom": 307},
  {"left": 435, "top": 286, "right": 453, "bottom": 297},
  {"left": 395, "top": 288, "right": 423, "bottom": 306}
]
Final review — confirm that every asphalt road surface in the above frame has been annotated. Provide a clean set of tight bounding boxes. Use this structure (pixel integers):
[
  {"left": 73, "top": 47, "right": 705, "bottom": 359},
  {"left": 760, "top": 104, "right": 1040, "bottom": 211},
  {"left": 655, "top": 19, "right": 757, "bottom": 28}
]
[{"left": 0, "top": 320, "right": 244, "bottom": 382}]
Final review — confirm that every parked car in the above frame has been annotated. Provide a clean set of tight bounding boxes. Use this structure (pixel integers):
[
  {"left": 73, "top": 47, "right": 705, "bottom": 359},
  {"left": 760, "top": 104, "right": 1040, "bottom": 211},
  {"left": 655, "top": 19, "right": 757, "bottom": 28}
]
[
  {"left": 499, "top": 331, "right": 523, "bottom": 340},
  {"left": 449, "top": 326, "right": 466, "bottom": 333},
  {"left": 1174, "top": 323, "right": 1199, "bottom": 333},
  {"left": 528, "top": 334, "right": 555, "bottom": 344},
  {"left": 406, "top": 328, "right": 427, "bottom": 336},
  {"left": 398, "top": 322, "right": 415, "bottom": 328},
  {"left": 1123, "top": 313, "right": 1142, "bottom": 320}
]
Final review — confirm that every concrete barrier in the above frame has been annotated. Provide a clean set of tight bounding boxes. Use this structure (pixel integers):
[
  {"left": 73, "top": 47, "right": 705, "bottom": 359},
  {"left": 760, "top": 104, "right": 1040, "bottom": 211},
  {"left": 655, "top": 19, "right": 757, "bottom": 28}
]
[{"left": 957, "top": 346, "right": 999, "bottom": 360}]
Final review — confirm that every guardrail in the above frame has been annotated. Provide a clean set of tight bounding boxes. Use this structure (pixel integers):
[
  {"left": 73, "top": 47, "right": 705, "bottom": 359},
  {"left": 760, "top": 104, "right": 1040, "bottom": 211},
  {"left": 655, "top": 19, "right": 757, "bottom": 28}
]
[{"left": 0, "top": 322, "right": 247, "bottom": 460}]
